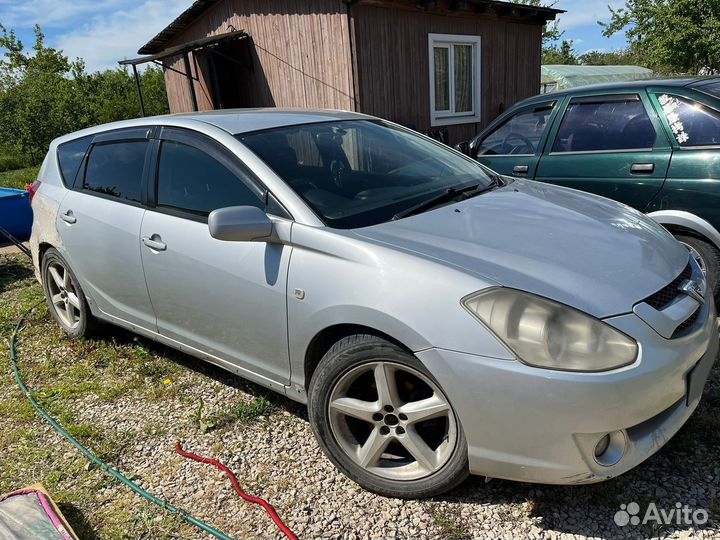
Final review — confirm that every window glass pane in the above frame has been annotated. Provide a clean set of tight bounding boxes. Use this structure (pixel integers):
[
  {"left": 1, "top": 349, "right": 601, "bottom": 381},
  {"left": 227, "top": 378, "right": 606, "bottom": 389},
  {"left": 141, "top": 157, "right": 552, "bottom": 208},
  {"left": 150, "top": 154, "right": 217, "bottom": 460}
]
[
  {"left": 478, "top": 104, "right": 555, "bottom": 155},
  {"left": 157, "top": 140, "right": 262, "bottom": 216},
  {"left": 433, "top": 47, "right": 450, "bottom": 111},
  {"left": 286, "top": 129, "right": 323, "bottom": 166},
  {"left": 238, "top": 120, "right": 493, "bottom": 229},
  {"left": 454, "top": 44, "right": 473, "bottom": 113},
  {"left": 552, "top": 98, "right": 656, "bottom": 152},
  {"left": 58, "top": 136, "right": 92, "bottom": 187},
  {"left": 696, "top": 81, "right": 720, "bottom": 100},
  {"left": 84, "top": 141, "right": 146, "bottom": 202},
  {"left": 657, "top": 94, "right": 720, "bottom": 146}
]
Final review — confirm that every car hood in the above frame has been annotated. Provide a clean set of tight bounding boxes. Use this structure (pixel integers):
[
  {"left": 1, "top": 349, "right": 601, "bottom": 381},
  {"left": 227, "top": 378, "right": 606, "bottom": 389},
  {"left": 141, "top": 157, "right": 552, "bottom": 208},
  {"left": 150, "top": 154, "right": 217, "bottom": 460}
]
[{"left": 354, "top": 179, "right": 689, "bottom": 318}]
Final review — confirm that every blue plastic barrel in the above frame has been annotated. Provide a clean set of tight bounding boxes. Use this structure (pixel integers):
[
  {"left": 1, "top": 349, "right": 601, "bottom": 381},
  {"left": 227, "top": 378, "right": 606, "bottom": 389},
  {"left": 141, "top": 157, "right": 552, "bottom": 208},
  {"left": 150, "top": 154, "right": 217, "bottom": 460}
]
[{"left": 0, "top": 188, "right": 33, "bottom": 241}]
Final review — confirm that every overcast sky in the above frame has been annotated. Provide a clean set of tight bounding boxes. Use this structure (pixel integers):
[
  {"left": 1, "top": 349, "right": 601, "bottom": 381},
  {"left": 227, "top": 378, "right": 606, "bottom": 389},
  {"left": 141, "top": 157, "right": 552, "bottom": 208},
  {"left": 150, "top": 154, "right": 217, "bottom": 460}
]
[{"left": 0, "top": 0, "right": 630, "bottom": 72}]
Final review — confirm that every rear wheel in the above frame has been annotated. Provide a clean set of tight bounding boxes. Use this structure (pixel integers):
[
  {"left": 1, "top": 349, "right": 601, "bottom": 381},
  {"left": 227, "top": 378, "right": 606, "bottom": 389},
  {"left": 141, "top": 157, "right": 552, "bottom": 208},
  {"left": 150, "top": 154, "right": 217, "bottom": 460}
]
[
  {"left": 675, "top": 234, "right": 720, "bottom": 302},
  {"left": 308, "top": 334, "right": 469, "bottom": 498},
  {"left": 41, "top": 248, "right": 95, "bottom": 338}
]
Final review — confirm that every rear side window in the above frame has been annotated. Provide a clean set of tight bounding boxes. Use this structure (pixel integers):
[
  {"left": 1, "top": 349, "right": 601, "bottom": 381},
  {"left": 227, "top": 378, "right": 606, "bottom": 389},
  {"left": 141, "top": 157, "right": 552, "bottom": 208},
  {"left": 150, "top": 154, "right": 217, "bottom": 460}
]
[
  {"left": 84, "top": 141, "right": 147, "bottom": 203},
  {"left": 552, "top": 97, "right": 656, "bottom": 153},
  {"left": 477, "top": 103, "right": 555, "bottom": 155},
  {"left": 156, "top": 140, "right": 263, "bottom": 217},
  {"left": 657, "top": 94, "right": 720, "bottom": 146},
  {"left": 57, "top": 136, "right": 92, "bottom": 186}
]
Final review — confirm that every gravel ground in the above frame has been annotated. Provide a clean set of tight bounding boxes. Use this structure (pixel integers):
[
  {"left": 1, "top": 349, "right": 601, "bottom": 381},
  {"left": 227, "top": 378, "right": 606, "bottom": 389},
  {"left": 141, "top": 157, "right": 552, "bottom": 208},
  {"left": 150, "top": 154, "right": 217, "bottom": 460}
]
[{"left": 2, "top": 252, "right": 720, "bottom": 540}]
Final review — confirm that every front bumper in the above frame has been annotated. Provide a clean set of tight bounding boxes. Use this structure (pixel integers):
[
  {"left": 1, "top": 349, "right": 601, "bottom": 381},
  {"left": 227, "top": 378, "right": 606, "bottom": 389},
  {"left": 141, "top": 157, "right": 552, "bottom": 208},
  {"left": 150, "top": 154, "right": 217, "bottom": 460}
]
[{"left": 417, "top": 298, "right": 718, "bottom": 484}]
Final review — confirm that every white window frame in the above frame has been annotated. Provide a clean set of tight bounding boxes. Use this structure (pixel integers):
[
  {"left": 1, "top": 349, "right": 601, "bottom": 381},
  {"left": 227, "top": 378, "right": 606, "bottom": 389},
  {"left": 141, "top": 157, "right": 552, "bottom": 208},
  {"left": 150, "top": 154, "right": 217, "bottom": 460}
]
[{"left": 428, "top": 33, "right": 482, "bottom": 127}]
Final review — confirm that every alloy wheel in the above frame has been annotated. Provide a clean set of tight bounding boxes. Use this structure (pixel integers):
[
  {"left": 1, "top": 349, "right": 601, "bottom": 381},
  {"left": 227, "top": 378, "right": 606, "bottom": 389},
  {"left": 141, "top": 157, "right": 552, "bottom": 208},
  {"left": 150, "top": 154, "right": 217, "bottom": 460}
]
[
  {"left": 46, "top": 261, "right": 82, "bottom": 330},
  {"left": 327, "top": 361, "right": 457, "bottom": 481}
]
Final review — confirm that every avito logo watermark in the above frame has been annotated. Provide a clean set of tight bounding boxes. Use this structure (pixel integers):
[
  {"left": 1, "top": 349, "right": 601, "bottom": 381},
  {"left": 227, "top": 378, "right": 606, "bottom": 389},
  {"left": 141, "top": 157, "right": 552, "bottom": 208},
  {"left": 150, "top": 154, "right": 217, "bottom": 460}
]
[{"left": 614, "top": 501, "right": 708, "bottom": 527}]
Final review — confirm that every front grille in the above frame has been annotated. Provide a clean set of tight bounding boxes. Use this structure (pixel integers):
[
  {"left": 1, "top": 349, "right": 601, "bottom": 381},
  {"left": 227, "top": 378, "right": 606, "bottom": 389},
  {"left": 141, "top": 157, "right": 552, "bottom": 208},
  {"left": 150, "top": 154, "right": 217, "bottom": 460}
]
[
  {"left": 642, "top": 262, "right": 692, "bottom": 310},
  {"left": 672, "top": 307, "right": 701, "bottom": 338}
]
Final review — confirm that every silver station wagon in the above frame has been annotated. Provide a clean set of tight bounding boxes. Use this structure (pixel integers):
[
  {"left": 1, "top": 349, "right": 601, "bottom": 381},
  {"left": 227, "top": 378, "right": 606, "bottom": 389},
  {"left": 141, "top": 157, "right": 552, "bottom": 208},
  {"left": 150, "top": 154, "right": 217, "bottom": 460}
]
[{"left": 30, "top": 110, "right": 717, "bottom": 498}]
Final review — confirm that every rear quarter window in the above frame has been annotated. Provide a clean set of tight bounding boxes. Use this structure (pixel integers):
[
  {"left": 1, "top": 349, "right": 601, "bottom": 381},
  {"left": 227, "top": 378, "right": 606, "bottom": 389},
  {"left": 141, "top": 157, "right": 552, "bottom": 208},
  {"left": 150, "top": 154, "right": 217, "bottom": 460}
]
[
  {"left": 657, "top": 94, "right": 720, "bottom": 146},
  {"left": 57, "top": 136, "right": 92, "bottom": 187},
  {"left": 695, "top": 81, "right": 720, "bottom": 100}
]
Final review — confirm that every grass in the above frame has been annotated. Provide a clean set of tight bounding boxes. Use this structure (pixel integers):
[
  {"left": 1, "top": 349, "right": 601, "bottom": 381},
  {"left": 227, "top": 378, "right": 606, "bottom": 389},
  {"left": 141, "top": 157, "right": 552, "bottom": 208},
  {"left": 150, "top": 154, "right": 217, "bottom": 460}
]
[
  {"left": 190, "top": 395, "right": 274, "bottom": 433},
  {"left": 428, "top": 503, "right": 471, "bottom": 540},
  {"left": 0, "top": 165, "right": 40, "bottom": 190},
  {"left": 0, "top": 252, "right": 197, "bottom": 539}
]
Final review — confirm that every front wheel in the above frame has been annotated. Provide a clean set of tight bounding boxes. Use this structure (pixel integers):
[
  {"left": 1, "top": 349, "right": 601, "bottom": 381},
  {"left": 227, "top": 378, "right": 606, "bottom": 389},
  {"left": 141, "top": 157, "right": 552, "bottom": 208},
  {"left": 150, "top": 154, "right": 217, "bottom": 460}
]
[
  {"left": 308, "top": 335, "right": 469, "bottom": 498},
  {"left": 675, "top": 234, "right": 720, "bottom": 303}
]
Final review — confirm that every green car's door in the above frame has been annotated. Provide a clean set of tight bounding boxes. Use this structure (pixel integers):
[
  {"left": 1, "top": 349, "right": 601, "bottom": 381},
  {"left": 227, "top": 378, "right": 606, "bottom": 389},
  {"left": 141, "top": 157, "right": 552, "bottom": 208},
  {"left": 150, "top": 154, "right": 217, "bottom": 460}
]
[
  {"left": 535, "top": 91, "right": 672, "bottom": 210},
  {"left": 472, "top": 99, "right": 560, "bottom": 178}
]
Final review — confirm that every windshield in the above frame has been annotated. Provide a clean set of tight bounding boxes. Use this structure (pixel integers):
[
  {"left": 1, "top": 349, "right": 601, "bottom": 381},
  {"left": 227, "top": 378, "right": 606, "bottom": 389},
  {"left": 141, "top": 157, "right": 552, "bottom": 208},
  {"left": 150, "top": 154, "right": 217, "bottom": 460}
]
[{"left": 236, "top": 120, "right": 493, "bottom": 228}]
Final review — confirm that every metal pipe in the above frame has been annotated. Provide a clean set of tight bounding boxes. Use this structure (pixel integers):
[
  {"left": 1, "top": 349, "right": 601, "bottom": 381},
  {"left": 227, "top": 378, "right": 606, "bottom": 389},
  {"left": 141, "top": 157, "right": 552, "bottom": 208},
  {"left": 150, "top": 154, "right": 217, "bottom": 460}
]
[{"left": 132, "top": 64, "right": 146, "bottom": 117}]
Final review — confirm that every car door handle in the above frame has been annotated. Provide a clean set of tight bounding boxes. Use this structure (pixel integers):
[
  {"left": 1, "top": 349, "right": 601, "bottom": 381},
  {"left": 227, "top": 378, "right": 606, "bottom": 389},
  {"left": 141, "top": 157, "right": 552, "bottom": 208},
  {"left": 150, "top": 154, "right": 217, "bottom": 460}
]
[
  {"left": 60, "top": 210, "right": 76, "bottom": 224},
  {"left": 513, "top": 165, "right": 529, "bottom": 174},
  {"left": 630, "top": 163, "right": 655, "bottom": 174},
  {"left": 142, "top": 235, "right": 167, "bottom": 251}
]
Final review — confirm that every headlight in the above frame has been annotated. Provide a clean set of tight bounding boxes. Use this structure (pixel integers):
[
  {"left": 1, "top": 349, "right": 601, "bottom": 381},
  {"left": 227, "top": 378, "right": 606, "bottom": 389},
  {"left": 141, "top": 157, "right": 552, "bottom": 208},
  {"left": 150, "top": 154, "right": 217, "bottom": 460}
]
[{"left": 462, "top": 288, "right": 638, "bottom": 372}]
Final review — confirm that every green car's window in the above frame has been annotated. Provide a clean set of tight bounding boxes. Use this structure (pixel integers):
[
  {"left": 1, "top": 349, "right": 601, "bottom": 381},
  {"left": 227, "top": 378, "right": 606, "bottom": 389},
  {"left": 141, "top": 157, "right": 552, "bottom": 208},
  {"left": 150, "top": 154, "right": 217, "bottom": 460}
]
[
  {"left": 696, "top": 81, "right": 720, "bottom": 100},
  {"left": 476, "top": 103, "right": 555, "bottom": 156},
  {"left": 657, "top": 94, "right": 720, "bottom": 147},
  {"left": 552, "top": 97, "right": 656, "bottom": 153}
]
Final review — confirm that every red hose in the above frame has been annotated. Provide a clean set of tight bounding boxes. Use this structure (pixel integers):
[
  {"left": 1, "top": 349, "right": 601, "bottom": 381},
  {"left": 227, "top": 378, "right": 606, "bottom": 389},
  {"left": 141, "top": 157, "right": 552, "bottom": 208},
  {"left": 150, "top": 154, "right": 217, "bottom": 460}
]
[{"left": 175, "top": 441, "right": 299, "bottom": 540}]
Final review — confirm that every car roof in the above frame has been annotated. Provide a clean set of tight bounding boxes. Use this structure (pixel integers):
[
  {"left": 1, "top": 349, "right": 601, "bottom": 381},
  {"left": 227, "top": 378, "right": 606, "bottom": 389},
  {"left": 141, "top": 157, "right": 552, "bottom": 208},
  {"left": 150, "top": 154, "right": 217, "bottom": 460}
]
[
  {"left": 171, "top": 108, "right": 372, "bottom": 133},
  {"left": 518, "top": 77, "right": 720, "bottom": 107},
  {"left": 51, "top": 108, "right": 373, "bottom": 147}
]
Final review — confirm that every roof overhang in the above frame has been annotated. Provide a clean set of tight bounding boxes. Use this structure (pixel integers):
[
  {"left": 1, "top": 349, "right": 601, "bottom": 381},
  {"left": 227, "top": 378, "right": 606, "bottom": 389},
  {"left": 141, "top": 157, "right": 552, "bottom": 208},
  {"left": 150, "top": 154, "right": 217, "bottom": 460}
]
[{"left": 120, "top": 29, "right": 248, "bottom": 66}]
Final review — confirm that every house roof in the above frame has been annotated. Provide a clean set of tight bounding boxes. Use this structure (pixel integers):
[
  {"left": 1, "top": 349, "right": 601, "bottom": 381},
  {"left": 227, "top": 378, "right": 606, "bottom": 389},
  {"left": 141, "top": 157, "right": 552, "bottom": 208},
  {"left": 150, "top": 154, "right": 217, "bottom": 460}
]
[{"left": 138, "top": 0, "right": 564, "bottom": 55}]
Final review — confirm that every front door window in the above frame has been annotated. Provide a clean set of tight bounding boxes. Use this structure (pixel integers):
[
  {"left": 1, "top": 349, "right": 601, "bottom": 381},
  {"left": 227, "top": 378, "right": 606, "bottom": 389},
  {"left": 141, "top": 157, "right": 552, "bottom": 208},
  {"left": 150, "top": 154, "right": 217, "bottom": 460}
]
[{"left": 476, "top": 103, "right": 555, "bottom": 156}]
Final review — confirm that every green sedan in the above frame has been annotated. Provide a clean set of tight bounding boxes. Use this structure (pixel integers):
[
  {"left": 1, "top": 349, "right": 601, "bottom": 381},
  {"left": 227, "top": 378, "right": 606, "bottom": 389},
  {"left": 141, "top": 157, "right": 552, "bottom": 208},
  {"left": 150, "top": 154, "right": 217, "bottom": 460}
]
[{"left": 462, "top": 78, "right": 720, "bottom": 301}]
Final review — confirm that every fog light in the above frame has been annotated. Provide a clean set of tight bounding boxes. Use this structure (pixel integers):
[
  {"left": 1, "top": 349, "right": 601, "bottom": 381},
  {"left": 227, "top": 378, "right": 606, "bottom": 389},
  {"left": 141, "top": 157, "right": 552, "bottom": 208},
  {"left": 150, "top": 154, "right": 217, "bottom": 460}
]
[
  {"left": 593, "top": 431, "right": 626, "bottom": 467},
  {"left": 594, "top": 434, "right": 610, "bottom": 458}
]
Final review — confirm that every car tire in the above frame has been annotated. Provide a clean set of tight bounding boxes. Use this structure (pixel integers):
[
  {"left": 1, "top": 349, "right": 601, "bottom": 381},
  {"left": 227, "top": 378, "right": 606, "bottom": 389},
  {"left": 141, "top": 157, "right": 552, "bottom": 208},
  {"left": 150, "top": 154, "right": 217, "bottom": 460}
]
[
  {"left": 675, "top": 235, "right": 720, "bottom": 303},
  {"left": 308, "top": 334, "right": 469, "bottom": 498},
  {"left": 41, "top": 248, "right": 95, "bottom": 338}
]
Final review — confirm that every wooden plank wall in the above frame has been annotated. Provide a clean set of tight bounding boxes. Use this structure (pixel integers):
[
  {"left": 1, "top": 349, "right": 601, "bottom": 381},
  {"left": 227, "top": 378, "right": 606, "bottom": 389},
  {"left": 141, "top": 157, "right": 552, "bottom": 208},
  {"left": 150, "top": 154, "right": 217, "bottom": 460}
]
[
  {"left": 351, "top": 3, "right": 543, "bottom": 144},
  {"left": 162, "top": 0, "right": 356, "bottom": 114}
]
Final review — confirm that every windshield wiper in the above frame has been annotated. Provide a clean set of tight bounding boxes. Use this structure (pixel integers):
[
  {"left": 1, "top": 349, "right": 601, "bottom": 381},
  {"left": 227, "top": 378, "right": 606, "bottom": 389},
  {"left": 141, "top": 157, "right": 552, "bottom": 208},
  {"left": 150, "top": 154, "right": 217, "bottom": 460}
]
[{"left": 392, "top": 177, "right": 498, "bottom": 221}]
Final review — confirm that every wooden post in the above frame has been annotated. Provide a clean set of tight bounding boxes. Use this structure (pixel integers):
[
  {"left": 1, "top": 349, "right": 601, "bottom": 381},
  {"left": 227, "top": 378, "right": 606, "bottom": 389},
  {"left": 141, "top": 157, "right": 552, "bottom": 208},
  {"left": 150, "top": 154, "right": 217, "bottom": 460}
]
[{"left": 183, "top": 51, "right": 199, "bottom": 111}]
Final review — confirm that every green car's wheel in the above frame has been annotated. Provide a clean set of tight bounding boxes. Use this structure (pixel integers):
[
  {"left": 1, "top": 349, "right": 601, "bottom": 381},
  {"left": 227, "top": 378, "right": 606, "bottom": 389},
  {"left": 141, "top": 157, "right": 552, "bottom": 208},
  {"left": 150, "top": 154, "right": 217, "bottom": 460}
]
[{"left": 676, "top": 234, "right": 720, "bottom": 303}]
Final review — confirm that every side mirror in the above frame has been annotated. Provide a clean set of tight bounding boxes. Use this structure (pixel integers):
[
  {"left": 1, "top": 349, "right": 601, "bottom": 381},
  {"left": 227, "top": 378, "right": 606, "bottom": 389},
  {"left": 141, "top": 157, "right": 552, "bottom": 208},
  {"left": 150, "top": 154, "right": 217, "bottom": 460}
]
[
  {"left": 208, "top": 206, "right": 273, "bottom": 242},
  {"left": 454, "top": 141, "right": 470, "bottom": 155}
]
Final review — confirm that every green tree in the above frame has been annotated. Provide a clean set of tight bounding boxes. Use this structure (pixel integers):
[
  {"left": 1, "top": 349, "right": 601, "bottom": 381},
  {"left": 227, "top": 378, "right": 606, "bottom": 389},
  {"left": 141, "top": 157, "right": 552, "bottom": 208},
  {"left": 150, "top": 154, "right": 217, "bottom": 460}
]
[
  {"left": 602, "top": 0, "right": 720, "bottom": 74},
  {"left": 0, "top": 25, "right": 87, "bottom": 161},
  {"left": 0, "top": 23, "right": 168, "bottom": 162},
  {"left": 578, "top": 48, "right": 638, "bottom": 66},
  {"left": 542, "top": 40, "right": 578, "bottom": 65}
]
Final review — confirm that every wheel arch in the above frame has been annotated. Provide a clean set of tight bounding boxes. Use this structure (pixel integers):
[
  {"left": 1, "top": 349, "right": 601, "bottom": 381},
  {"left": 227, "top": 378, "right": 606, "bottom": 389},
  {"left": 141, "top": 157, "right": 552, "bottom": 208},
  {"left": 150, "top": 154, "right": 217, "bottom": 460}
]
[
  {"left": 647, "top": 210, "right": 720, "bottom": 251},
  {"left": 303, "top": 324, "right": 414, "bottom": 392}
]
